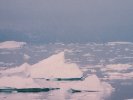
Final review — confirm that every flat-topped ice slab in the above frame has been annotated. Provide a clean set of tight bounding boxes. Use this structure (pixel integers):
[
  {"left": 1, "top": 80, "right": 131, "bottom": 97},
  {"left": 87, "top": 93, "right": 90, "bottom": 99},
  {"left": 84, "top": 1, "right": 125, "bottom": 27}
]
[{"left": 0, "top": 41, "right": 26, "bottom": 49}]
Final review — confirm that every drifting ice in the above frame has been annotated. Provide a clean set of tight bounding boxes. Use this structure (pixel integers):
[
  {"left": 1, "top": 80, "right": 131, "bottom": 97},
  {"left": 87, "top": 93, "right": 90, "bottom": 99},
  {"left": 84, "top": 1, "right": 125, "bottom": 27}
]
[
  {"left": 0, "top": 41, "right": 26, "bottom": 49},
  {"left": 0, "top": 52, "right": 113, "bottom": 99}
]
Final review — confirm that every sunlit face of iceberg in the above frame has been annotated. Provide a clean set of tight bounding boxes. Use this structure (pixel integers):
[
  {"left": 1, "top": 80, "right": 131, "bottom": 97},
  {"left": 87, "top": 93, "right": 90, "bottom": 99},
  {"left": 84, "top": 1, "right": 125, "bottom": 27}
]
[{"left": 29, "top": 52, "right": 83, "bottom": 79}]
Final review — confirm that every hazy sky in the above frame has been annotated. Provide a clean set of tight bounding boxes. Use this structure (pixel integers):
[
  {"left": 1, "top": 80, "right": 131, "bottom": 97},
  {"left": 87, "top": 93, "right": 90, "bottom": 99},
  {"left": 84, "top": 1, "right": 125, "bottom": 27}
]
[{"left": 0, "top": 0, "right": 133, "bottom": 43}]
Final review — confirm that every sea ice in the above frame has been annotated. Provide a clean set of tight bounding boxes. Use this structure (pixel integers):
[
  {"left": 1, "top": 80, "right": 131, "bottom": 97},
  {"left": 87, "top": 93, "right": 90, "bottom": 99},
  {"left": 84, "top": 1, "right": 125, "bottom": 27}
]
[
  {"left": 0, "top": 63, "right": 30, "bottom": 77},
  {"left": 47, "top": 75, "right": 114, "bottom": 100},
  {"left": 104, "top": 64, "right": 132, "bottom": 71},
  {"left": 0, "top": 41, "right": 26, "bottom": 49},
  {"left": 71, "top": 75, "right": 113, "bottom": 92},
  {"left": 0, "top": 52, "right": 114, "bottom": 100},
  {"left": 0, "top": 76, "right": 39, "bottom": 88}
]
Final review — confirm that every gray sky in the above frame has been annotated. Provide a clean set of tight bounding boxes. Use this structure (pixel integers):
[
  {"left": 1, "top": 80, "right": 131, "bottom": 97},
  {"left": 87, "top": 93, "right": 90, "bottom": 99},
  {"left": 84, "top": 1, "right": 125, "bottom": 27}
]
[{"left": 0, "top": 0, "right": 133, "bottom": 42}]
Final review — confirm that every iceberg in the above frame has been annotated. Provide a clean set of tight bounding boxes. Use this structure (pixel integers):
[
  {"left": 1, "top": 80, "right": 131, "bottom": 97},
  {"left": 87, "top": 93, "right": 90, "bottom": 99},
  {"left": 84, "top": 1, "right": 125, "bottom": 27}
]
[
  {"left": 0, "top": 76, "right": 59, "bottom": 93},
  {"left": 0, "top": 52, "right": 83, "bottom": 89},
  {"left": 0, "top": 41, "right": 26, "bottom": 49},
  {"left": 70, "top": 75, "right": 113, "bottom": 93},
  {"left": 71, "top": 75, "right": 102, "bottom": 91},
  {"left": 0, "top": 51, "right": 114, "bottom": 99},
  {"left": 30, "top": 52, "right": 83, "bottom": 79},
  {"left": 0, "top": 76, "right": 39, "bottom": 89},
  {"left": 47, "top": 75, "right": 114, "bottom": 100},
  {"left": 0, "top": 63, "right": 30, "bottom": 77}
]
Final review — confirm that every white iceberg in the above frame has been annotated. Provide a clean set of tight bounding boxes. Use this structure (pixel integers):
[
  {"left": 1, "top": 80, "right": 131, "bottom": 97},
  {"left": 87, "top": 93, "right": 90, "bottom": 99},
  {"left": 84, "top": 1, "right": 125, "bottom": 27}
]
[
  {"left": 0, "top": 52, "right": 83, "bottom": 89},
  {"left": 30, "top": 52, "right": 83, "bottom": 79},
  {"left": 71, "top": 75, "right": 102, "bottom": 91},
  {"left": 0, "top": 52, "right": 114, "bottom": 100},
  {"left": 0, "top": 76, "right": 39, "bottom": 88},
  {"left": 47, "top": 75, "right": 114, "bottom": 100},
  {"left": 70, "top": 75, "right": 113, "bottom": 93},
  {"left": 0, "top": 41, "right": 26, "bottom": 49},
  {"left": 0, "top": 63, "right": 30, "bottom": 77},
  {"left": 68, "top": 75, "right": 114, "bottom": 100}
]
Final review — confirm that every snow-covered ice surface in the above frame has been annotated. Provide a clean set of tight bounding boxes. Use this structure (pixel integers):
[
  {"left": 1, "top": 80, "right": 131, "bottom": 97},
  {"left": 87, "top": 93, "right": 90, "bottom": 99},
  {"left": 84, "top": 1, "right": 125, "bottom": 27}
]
[
  {"left": 1, "top": 42, "right": 133, "bottom": 100},
  {"left": 0, "top": 41, "right": 26, "bottom": 49}
]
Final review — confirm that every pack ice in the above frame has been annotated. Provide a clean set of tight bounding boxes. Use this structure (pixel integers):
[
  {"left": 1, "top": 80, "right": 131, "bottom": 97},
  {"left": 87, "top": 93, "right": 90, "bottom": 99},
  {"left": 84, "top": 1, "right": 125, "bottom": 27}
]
[{"left": 0, "top": 52, "right": 114, "bottom": 99}]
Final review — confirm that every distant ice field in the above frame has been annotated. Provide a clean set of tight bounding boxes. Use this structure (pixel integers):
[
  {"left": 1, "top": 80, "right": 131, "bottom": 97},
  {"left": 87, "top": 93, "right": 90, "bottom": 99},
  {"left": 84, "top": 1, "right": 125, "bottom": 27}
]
[{"left": 0, "top": 41, "right": 133, "bottom": 100}]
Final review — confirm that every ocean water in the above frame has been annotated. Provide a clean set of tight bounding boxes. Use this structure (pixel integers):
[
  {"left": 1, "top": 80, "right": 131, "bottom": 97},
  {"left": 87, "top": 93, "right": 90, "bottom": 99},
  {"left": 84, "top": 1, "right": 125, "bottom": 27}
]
[{"left": 0, "top": 42, "right": 133, "bottom": 100}]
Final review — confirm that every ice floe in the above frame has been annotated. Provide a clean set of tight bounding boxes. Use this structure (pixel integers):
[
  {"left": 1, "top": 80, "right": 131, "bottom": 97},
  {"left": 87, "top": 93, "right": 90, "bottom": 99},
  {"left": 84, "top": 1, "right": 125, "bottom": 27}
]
[
  {"left": 0, "top": 41, "right": 26, "bottom": 49},
  {"left": 100, "top": 64, "right": 133, "bottom": 80},
  {"left": 102, "top": 64, "right": 132, "bottom": 72},
  {"left": 106, "top": 72, "right": 133, "bottom": 80},
  {"left": 107, "top": 42, "right": 133, "bottom": 45},
  {"left": 0, "top": 52, "right": 114, "bottom": 100}
]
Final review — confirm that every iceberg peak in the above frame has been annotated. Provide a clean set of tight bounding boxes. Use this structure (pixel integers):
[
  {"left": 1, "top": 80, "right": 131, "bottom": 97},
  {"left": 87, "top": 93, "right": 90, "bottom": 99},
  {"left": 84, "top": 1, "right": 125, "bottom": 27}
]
[
  {"left": 40, "top": 52, "right": 65, "bottom": 64},
  {"left": 30, "top": 52, "right": 83, "bottom": 79}
]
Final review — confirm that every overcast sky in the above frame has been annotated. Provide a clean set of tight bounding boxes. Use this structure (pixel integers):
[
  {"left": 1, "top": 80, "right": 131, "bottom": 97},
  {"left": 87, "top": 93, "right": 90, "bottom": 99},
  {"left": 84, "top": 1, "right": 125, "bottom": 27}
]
[{"left": 0, "top": 0, "right": 133, "bottom": 43}]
